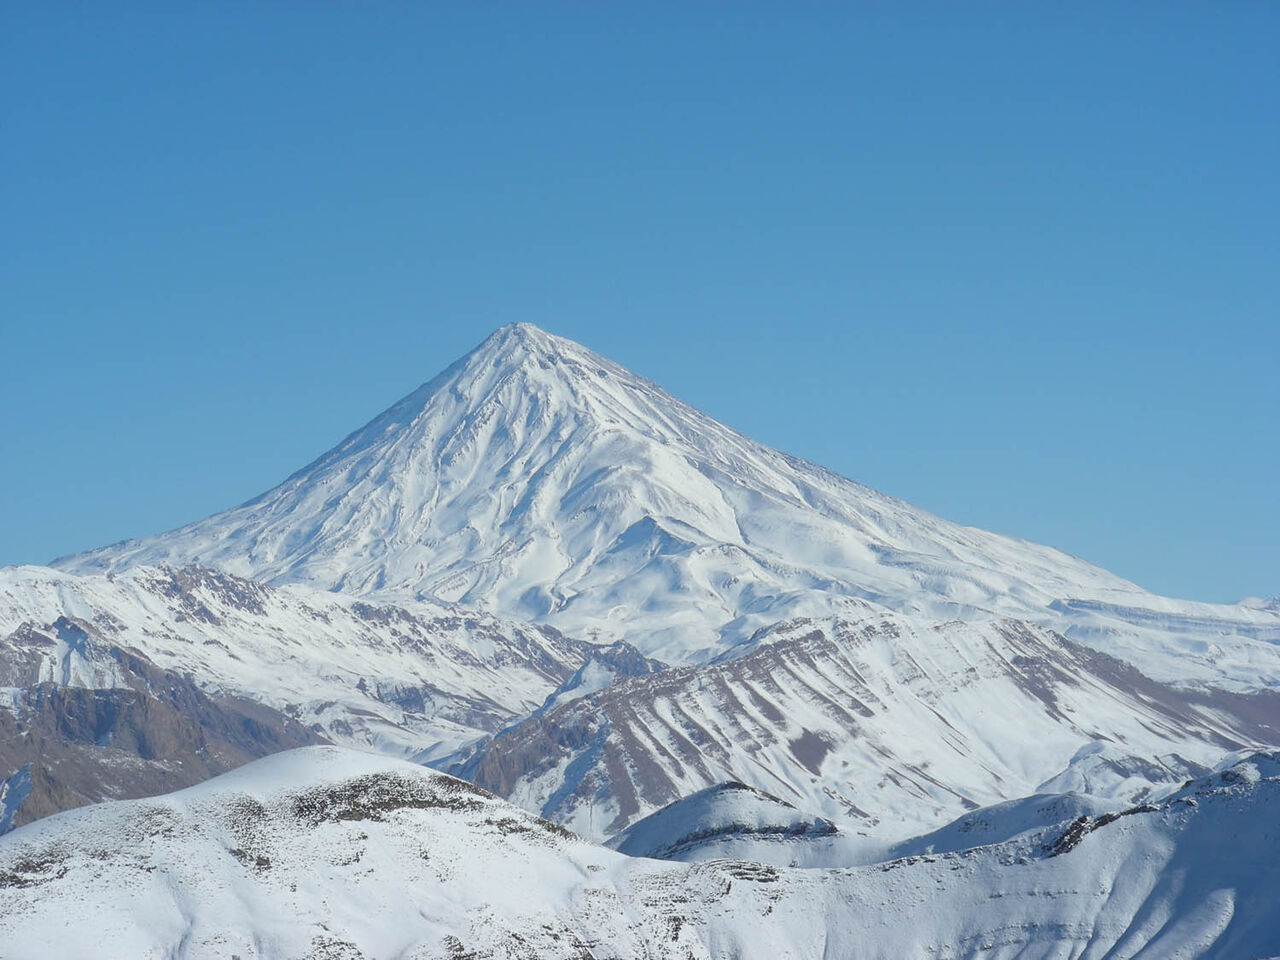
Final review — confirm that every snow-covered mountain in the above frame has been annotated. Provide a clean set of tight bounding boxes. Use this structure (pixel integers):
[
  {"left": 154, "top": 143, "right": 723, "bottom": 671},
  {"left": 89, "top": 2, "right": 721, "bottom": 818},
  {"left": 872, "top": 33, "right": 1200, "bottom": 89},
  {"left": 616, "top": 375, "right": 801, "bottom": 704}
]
[
  {"left": 10, "top": 562, "right": 1272, "bottom": 848},
  {"left": 0, "top": 609, "right": 321, "bottom": 833},
  {"left": 8, "top": 323, "right": 1277, "bottom": 954},
  {"left": 54, "top": 324, "right": 1280, "bottom": 673},
  {"left": 3, "top": 745, "right": 1279, "bottom": 959},
  {"left": 0, "top": 563, "right": 606, "bottom": 758},
  {"left": 456, "top": 613, "right": 1280, "bottom": 840},
  {"left": 0, "top": 562, "right": 649, "bottom": 828}
]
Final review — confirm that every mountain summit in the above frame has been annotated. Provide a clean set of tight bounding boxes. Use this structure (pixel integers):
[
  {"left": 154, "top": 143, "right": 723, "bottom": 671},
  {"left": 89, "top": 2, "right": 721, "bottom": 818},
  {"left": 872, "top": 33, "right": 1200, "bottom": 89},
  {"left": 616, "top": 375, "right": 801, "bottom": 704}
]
[{"left": 56, "top": 324, "right": 1277, "bottom": 666}]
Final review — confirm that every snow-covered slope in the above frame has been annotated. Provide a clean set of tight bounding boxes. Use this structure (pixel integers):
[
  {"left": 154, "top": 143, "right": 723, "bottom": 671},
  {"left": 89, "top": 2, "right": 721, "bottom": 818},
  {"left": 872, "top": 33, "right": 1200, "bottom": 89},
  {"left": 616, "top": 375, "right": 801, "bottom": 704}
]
[
  {"left": 0, "top": 564, "right": 626, "bottom": 769},
  {"left": 457, "top": 613, "right": 1280, "bottom": 841},
  {"left": 3, "top": 745, "right": 1279, "bottom": 959},
  {"left": 608, "top": 781, "right": 865, "bottom": 867},
  {"left": 7, "top": 321, "right": 1274, "bottom": 959},
  {"left": 885, "top": 789, "right": 1122, "bottom": 861},
  {"left": 11, "top": 562, "right": 1271, "bottom": 852},
  {"left": 612, "top": 779, "right": 1125, "bottom": 869},
  {"left": 54, "top": 324, "right": 1280, "bottom": 675}
]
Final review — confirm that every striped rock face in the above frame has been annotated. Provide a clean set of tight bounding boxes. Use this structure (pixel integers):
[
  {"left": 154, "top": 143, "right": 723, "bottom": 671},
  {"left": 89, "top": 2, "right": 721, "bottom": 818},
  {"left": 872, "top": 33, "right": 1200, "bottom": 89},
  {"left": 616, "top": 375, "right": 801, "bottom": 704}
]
[{"left": 456, "top": 613, "right": 1280, "bottom": 841}]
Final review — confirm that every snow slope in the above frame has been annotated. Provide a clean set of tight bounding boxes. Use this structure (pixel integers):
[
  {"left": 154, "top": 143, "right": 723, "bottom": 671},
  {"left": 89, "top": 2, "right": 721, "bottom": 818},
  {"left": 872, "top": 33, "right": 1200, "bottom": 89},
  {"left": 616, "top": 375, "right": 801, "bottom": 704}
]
[
  {"left": 11, "top": 561, "right": 1271, "bottom": 851},
  {"left": 610, "top": 779, "right": 1124, "bottom": 869},
  {"left": 458, "top": 613, "right": 1280, "bottom": 841},
  {"left": 0, "top": 563, "right": 617, "bottom": 763},
  {"left": 607, "top": 781, "right": 863, "bottom": 867},
  {"left": 54, "top": 324, "right": 1280, "bottom": 676},
  {"left": 3, "top": 745, "right": 1279, "bottom": 959}
]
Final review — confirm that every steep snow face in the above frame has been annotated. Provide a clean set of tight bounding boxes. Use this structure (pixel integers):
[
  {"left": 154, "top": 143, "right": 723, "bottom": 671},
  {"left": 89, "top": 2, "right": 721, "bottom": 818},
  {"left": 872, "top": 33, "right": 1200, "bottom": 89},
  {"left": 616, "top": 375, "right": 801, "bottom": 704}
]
[
  {"left": 3, "top": 745, "right": 1280, "bottom": 960},
  {"left": 458, "top": 614, "right": 1280, "bottom": 841},
  {"left": 53, "top": 324, "right": 1280, "bottom": 669}
]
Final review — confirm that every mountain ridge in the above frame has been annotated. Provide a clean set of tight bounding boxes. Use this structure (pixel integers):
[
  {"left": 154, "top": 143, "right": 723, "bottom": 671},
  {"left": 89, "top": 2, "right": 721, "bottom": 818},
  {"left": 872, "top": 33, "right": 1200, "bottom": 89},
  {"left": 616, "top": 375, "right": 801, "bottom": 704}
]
[
  {"left": 453, "top": 612, "right": 1280, "bottom": 841},
  {"left": 0, "top": 560, "right": 638, "bottom": 829},
  {"left": 4, "top": 744, "right": 1279, "bottom": 959}
]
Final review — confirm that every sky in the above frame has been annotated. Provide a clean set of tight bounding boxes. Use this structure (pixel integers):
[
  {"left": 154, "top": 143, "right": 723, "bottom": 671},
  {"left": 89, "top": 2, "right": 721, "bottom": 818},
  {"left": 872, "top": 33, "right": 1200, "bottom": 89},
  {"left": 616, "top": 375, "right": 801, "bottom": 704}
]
[{"left": 2, "top": 3, "right": 1276, "bottom": 602}]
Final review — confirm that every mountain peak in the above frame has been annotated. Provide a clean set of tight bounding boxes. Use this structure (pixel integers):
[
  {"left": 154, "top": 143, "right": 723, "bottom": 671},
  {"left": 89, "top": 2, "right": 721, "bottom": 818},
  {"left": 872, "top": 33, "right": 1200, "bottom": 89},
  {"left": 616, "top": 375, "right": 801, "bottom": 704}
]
[
  {"left": 438, "top": 323, "right": 636, "bottom": 409},
  {"left": 468, "top": 322, "right": 620, "bottom": 373},
  {"left": 56, "top": 324, "right": 1175, "bottom": 661},
  {"left": 475, "top": 322, "right": 567, "bottom": 360}
]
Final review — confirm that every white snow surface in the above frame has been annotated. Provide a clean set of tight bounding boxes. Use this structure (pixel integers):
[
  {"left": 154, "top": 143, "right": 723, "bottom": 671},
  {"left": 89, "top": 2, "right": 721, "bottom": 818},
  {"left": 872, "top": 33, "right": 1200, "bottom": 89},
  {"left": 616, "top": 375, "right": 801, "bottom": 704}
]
[
  {"left": 608, "top": 778, "right": 1122, "bottom": 868},
  {"left": 2, "top": 745, "right": 1279, "bottom": 959},
  {"left": 53, "top": 324, "right": 1280, "bottom": 679},
  {"left": 608, "top": 780, "right": 870, "bottom": 867}
]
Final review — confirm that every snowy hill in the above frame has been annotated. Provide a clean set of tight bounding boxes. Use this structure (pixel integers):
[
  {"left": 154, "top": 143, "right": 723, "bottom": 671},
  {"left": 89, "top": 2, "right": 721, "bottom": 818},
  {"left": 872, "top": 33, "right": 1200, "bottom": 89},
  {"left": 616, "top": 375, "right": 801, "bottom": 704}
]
[
  {"left": 3, "top": 745, "right": 1279, "bottom": 959},
  {"left": 608, "top": 781, "right": 862, "bottom": 867},
  {"left": 53, "top": 324, "right": 1280, "bottom": 674},
  {"left": 0, "top": 608, "right": 321, "bottom": 832}
]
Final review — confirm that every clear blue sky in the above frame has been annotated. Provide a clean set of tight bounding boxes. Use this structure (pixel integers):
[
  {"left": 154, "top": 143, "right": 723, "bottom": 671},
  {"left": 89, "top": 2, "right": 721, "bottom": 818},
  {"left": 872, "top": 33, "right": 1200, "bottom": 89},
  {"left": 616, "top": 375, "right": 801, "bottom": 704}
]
[{"left": 3, "top": 4, "right": 1276, "bottom": 602}]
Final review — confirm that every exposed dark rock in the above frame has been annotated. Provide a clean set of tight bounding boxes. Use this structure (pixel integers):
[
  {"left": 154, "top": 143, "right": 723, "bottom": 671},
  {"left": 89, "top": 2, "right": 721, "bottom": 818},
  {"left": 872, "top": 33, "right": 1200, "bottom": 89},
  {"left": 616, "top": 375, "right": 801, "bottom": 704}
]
[
  {"left": 288, "top": 772, "right": 489, "bottom": 826},
  {"left": 1045, "top": 802, "right": 1162, "bottom": 857},
  {"left": 0, "top": 625, "right": 324, "bottom": 832},
  {"left": 789, "top": 729, "right": 831, "bottom": 775}
]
